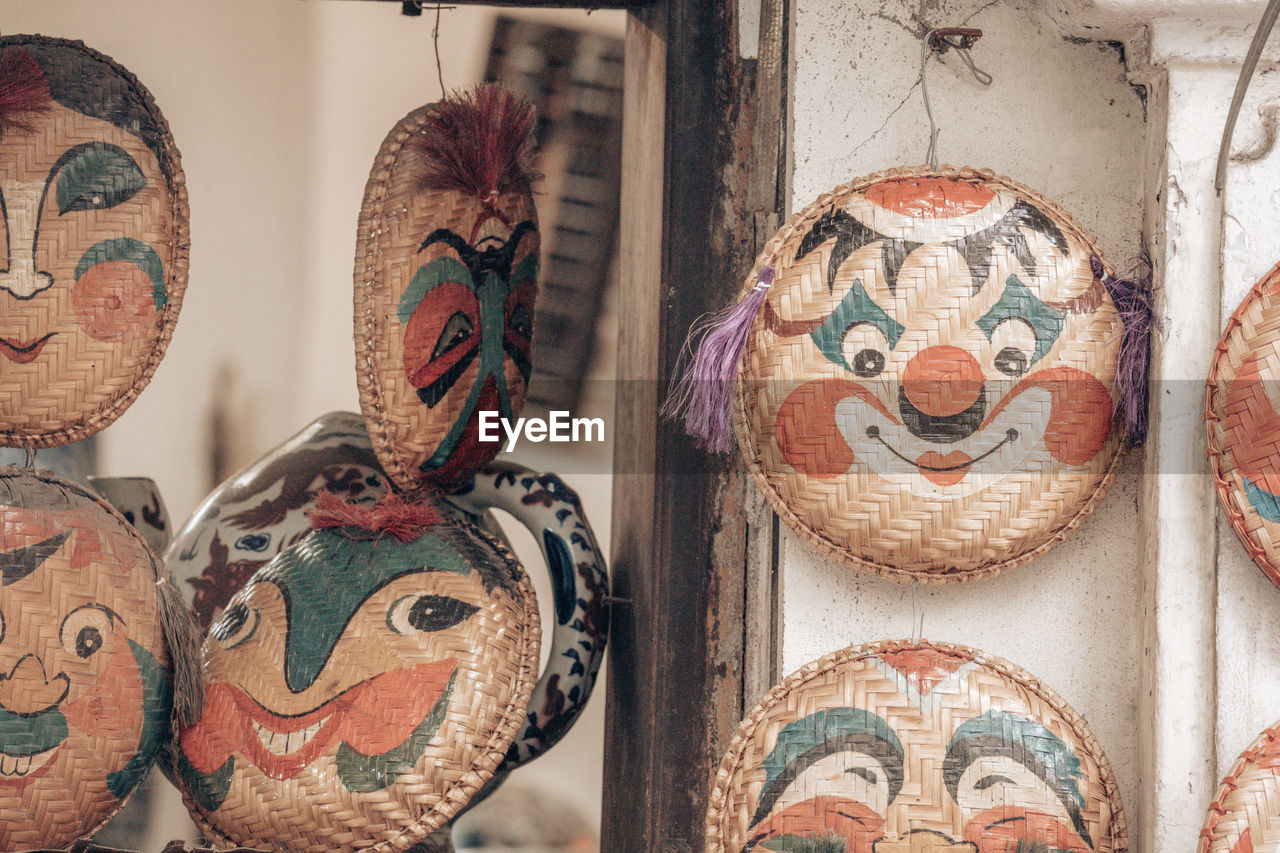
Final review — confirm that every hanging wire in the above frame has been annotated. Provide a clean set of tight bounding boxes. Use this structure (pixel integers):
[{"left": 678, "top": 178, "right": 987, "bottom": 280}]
[
  {"left": 910, "top": 580, "right": 921, "bottom": 643},
  {"left": 23, "top": 445, "right": 34, "bottom": 470},
  {"left": 920, "top": 27, "right": 993, "bottom": 170},
  {"left": 432, "top": 3, "right": 446, "bottom": 96},
  {"left": 1216, "top": 0, "right": 1280, "bottom": 193}
]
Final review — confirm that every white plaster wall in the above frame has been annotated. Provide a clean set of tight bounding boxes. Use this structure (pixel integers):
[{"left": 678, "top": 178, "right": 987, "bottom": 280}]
[{"left": 786, "top": 0, "right": 1146, "bottom": 826}]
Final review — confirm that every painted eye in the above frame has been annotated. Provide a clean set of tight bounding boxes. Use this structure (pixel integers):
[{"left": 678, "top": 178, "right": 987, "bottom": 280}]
[
  {"left": 990, "top": 317, "right": 1036, "bottom": 377},
  {"left": 994, "top": 347, "right": 1029, "bottom": 377},
  {"left": 234, "top": 533, "right": 271, "bottom": 552},
  {"left": 55, "top": 143, "right": 147, "bottom": 215},
  {"left": 59, "top": 604, "right": 116, "bottom": 660},
  {"left": 841, "top": 322, "right": 890, "bottom": 378},
  {"left": 0, "top": 608, "right": 5, "bottom": 644},
  {"left": 212, "top": 601, "right": 260, "bottom": 649},
  {"left": 974, "top": 773, "right": 1015, "bottom": 790},
  {"left": 847, "top": 766, "right": 878, "bottom": 785},
  {"left": 509, "top": 303, "right": 532, "bottom": 340},
  {"left": 387, "top": 593, "right": 478, "bottom": 635},
  {"left": 432, "top": 311, "right": 475, "bottom": 359}
]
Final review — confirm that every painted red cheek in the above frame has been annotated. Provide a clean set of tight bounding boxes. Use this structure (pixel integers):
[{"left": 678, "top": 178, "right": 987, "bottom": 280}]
[
  {"left": 72, "top": 261, "right": 156, "bottom": 343},
  {"left": 964, "top": 807, "right": 1090, "bottom": 853},
  {"left": 1223, "top": 354, "right": 1280, "bottom": 494},
  {"left": 403, "top": 281, "right": 480, "bottom": 387},
  {"left": 983, "top": 366, "right": 1113, "bottom": 466},
  {"left": 751, "top": 796, "right": 884, "bottom": 853},
  {"left": 776, "top": 379, "right": 895, "bottom": 478},
  {"left": 61, "top": 632, "right": 143, "bottom": 738}
]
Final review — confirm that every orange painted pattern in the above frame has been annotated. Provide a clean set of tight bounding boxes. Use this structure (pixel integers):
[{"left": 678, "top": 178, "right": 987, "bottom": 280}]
[{"left": 863, "top": 177, "right": 995, "bottom": 218}]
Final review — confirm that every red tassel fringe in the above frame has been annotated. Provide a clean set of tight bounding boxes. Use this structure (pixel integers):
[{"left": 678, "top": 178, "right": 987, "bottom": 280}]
[
  {"left": 417, "top": 84, "right": 539, "bottom": 202},
  {"left": 0, "top": 49, "right": 50, "bottom": 139},
  {"left": 308, "top": 489, "right": 441, "bottom": 543}
]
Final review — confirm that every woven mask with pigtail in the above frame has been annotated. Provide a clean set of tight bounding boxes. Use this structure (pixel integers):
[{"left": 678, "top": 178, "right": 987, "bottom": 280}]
[
  {"left": 355, "top": 85, "right": 541, "bottom": 492},
  {"left": 665, "top": 167, "right": 1154, "bottom": 583}
]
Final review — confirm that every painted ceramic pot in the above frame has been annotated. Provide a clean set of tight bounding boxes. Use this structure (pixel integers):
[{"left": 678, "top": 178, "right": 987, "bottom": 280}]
[
  {"left": 1199, "top": 721, "right": 1280, "bottom": 853},
  {"left": 735, "top": 166, "right": 1125, "bottom": 582},
  {"left": 707, "top": 640, "right": 1126, "bottom": 853},
  {"left": 354, "top": 85, "right": 540, "bottom": 491},
  {"left": 1207, "top": 262, "right": 1280, "bottom": 588},
  {"left": 89, "top": 475, "right": 171, "bottom": 555},
  {"left": 0, "top": 36, "right": 187, "bottom": 448},
  {"left": 166, "top": 412, "right": 388, "bottom": 630},
  {"left": 171, "top": 442, "right": 608, "bottom": 851},
  {"left": 0, "top": 468, "right": 172, "bottom": 851}
]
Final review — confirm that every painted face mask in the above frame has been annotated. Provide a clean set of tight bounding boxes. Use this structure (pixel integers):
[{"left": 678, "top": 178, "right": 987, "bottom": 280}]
[
  {"left": 725, "top": 168, "right": 1131, "bottom": 581},
  {"left": 0, "top": 470, "right": 172, "bottom": 851},
  {"left": 0, "top": 36, "right": 187, "bottom": 448},
  {"left": 1207, "top": 263, "right": 1280, "bottom": 589},
  {"left": 174, "top": 492, "right": 541, "bottom": 851},
  {"left": 707, "top": 640, "right": 1125, "bottom": 853},
  {"left": 355, "top": 85, "right": 539, "bottom": 491},
  {"left": 1199, "top": 721, "right": 1280, "bottom": 853}
]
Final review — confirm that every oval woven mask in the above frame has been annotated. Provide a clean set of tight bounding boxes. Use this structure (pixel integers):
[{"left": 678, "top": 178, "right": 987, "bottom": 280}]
[
  {"left": 1207, "top": 263, "right": 1280, "bottom": 588},
  {"left": 173, "top": 496, "right": 539, "bottom": 851},
  {"left": 706, "top": 640, "right": 1126, "bottom": 853},
  {"left": 0, "top": 36, "right": 188, "bottom": 448},
  {"left": 1199, "top": 721, "right": 1280, "bottom": 853},
  {"left": 354, "top": 87, "right": 539, "bottom": 491},
  {"left": 736, "top": 167, "right": 1124, "bottom": 582},
  {"left": 0, "top": 469, "right": 171, "bottom": 851}
]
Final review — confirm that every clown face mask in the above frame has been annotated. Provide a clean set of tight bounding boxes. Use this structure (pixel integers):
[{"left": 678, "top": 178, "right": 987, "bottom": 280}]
[
  {"left": 1207, "top": 263, "right": 1280, "bottom": 589},
  {"left": 175, "top": 497, "right": 540, "bottom": 851},
  {"left": 355, "top": 86, "right": 539, "bottom": 491},
  {"left": 0, "top": 37, "right": 187, "bottom": 447},
  {"left": 737, "top": 168, "right": 1123, "bottom": 581},
  {"left": 0, "top": 471, "right": 171, "bottom": 851},
  {"left": 1200, "top": 722, "right": 1280, "bottom": 853},
  {"left": 707, "top": 640, "right": 1125, "bottom": 853}
]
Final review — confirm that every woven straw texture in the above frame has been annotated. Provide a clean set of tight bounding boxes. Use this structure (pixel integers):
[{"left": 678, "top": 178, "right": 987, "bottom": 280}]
[
  {"left": 354, "top": 103, "right": 539, "bottom": 492},
  {"left": 1199, "top": 720, "right": 1280, "bottom": 853},
  {"left": 733, "top": 165, "right": 1124, "bottom": 583},
  {"left": 1206, "top": 262, "right": 1280, "bottom": 588},
  {"left": 706, "top": 639, "right": 1126, "bottom": 853},
  {"left": 0, "top": 467, "right": 171, "bottom": 852},
  {"left": 0, "top": 36, "right": 188, "bottom": 449},
  {"left": 172, "top": 504, "right": 540, "bottom": 852}
]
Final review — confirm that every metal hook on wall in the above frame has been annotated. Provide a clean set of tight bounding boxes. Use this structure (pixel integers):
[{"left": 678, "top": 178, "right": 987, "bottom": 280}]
[{"left": 920, "top": 27, "right": 993, "bottom": 170}]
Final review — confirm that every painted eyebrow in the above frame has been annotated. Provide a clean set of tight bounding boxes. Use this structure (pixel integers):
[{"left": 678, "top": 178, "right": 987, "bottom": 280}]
[
  {"left": 974, "top": 274, "right": 1065, "bottom": 364},
  {"left": 0, "top": 530, "right": 71, "bottom": 586},
  {"left": 751, "top": 707, "right": 904, "bottom": 827},
  {"left": 810, "top": 278, "right": 905, "bottom": 370},
  {"left": 59, "top": 601, "right": 126, "bottom": 634},
  {"left": 943, "top": 710, "right": 1091, "bottom": 847}
]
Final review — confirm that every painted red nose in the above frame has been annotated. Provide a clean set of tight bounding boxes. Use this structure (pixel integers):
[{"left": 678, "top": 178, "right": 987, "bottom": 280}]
[{"left": 901, "top": 346, "right": 985, "bottom": 418}]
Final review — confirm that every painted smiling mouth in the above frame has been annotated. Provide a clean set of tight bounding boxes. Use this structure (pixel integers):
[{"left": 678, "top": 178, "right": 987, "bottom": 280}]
[
  {"left": 866, "top": 425, "right": 1019, "bottom": 485},
  {"left": 253, "top": 714, "right": 333, "bottom": 757},
  {"left": 0, "top": 332, "right": 55, "bottom": 364},
  {"left": 0, "top": 746, "right": 58, "bottom": 780}
]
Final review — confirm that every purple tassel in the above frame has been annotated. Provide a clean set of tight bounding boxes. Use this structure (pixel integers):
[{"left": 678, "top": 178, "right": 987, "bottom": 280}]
[
  {"left": 1093, "top": 254, "right": 1156, "bottom": 447},
  {"left": 660, "top": 266, "right": 775, "bottom": 452}
]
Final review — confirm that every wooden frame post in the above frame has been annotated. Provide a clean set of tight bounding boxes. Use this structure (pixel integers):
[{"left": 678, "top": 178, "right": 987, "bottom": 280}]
[{"left": 603, "top": 1, "right": 788, "bottom": 848}]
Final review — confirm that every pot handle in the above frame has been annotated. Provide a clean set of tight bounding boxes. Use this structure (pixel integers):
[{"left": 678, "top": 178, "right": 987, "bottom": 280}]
[{"left": 445, "top": 461, "right": 609, "bottom": 772}]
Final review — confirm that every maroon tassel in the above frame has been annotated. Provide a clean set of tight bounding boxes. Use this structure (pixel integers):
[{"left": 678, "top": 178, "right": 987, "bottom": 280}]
[
  {"left": 0, "top": 49, "right": 50, "bottom": 139},
  {"left": 660, "top": 266, "right": 774, "bottom": 452},
  {"left": 416, "top": 84, "right": 539, "bottom": 202},
  {"left": 1093, "top": 254, "right": 1156, "bottom": 447},
  {"left": 308, "top": 489, "right": 441, "bottom": 542}
]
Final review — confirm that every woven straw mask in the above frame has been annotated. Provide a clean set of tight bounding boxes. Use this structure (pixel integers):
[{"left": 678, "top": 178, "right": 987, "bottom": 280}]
[
  {"left": 173, "top": 499, "right": 539, "bottom": 851},
  {"left": 1199, "top": 721, "right": 1280, "bottom": 853},
  {"left": 706, "top": 640, "right": 1126, "bottom": 853},
  {"left": 355, "top": 87, "right": 539, "bottom": 491},
  {"left": 0, "top": 36, "right": 187, "bottom": 448},
  {"left": 0, "top": 470, "right": 171, "bottom": 851},
  {"left": 736, "top": 168, "right": 1124, "bottom": 581},
  {"left": 1207, "top": 263, "right": 1280, "bottom": 588}
]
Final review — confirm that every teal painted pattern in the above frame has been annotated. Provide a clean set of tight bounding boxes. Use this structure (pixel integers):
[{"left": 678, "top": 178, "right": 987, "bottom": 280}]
[
  {"left": 55, "top": 143, "right": 146, "bottom": 216},
  {"left": 177, "top": 749, "right": 234, "bottom": 813},
  {"left": 975, "top": 275, "right": 1065, "bottom": 365},
  {"left": 1245, "top": 475, "right": 1280, "bottom": 523},
  {"left": 760, "top": 707, "right": 902, "bottom": 798},
  {"left": 0, "top": 703, "right": 67, "bottom": 756},
  {"left": 74, "top": 237, "right": 166, "bottom": 310},
  {"left": 811, "top": 279, "right": 905, "bottom": 371},
  {"left": 398, "top": 257, "right": 473, "bottom": 324},
  {"left": 106, "top": 639, "right": 172, "bottom": 799}
]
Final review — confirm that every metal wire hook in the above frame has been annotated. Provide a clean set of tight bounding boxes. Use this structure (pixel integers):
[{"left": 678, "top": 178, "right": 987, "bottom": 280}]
[{"left": 921, "top": 27, "right": 993, "bottom": 170}]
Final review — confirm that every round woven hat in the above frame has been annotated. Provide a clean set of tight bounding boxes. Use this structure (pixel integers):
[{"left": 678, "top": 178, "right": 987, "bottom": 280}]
[
  {"left": 165, "top": 411, "right": 387, "bottom": 631},
  {"left": 354, "top": 85, "right": 539, "bottom": 492},
  {"left": 172, "top": 490, "right": 540, "bottom": 852},
  {"left": 734, "top": 166, "right": 1127, "bottom": 582},
  {"left": 0, "top": 36, "right": 188, "bottom": 448},
  {"left": 1206, "top": 262, "right": 1280, "bottom": 587},
  {"left": 707, "top": 639, "right": 1126, "bottom": 853},
  {"left": 1199, "top": 720, "right": 1280, "bottom": 852},
  {"left": 0, "top": 468, "right": 173, "bottom": 851}
]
